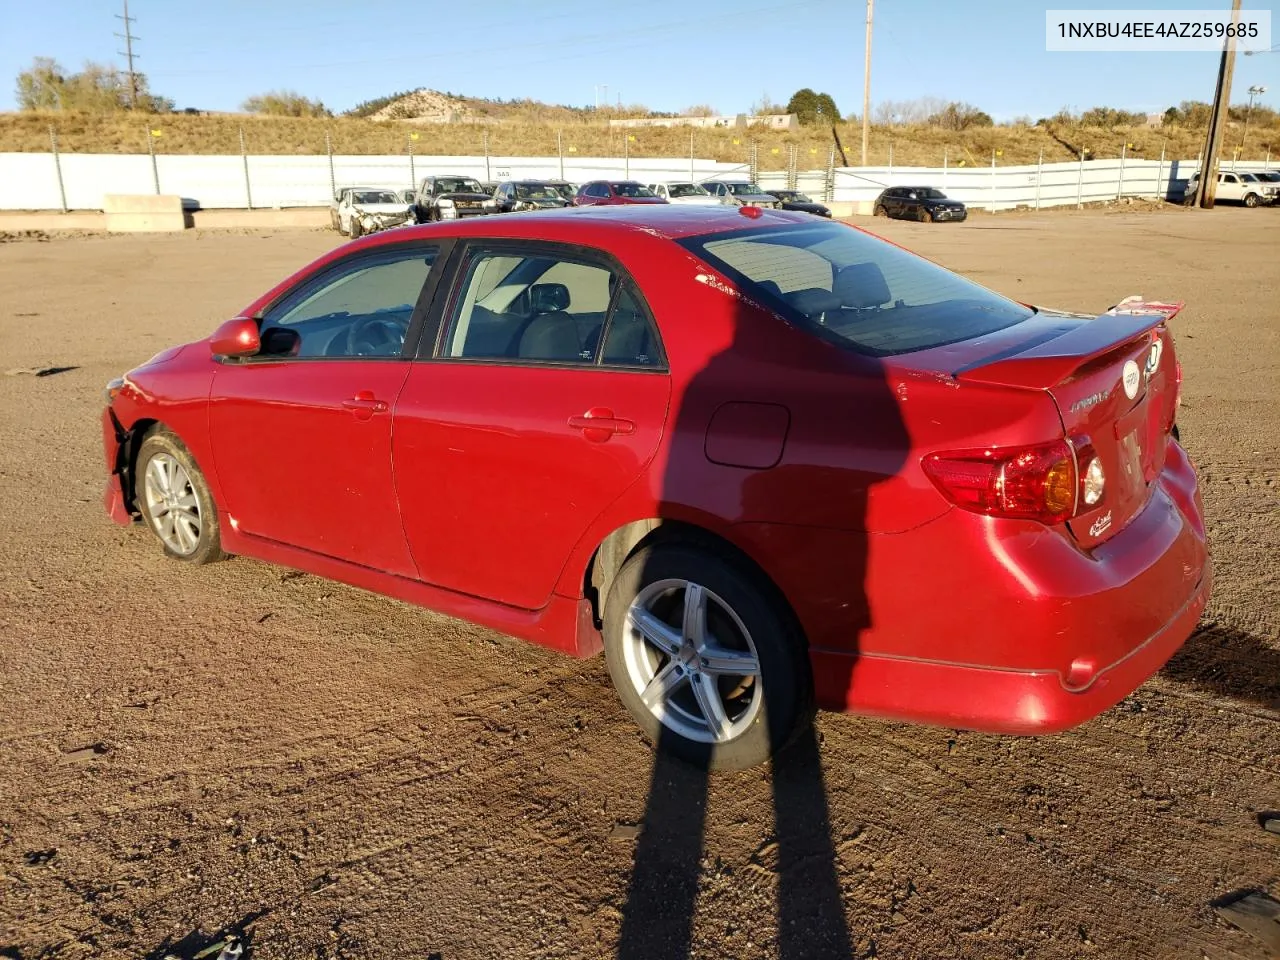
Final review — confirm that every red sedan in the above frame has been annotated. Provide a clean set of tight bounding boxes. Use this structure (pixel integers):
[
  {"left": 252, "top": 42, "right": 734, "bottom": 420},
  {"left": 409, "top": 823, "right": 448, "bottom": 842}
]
[
  {"left": 573, "top": 180, "right": 668, "bottom": 206},
  {"left": 101, "top": 205, "right": 1210, "bottom": 770}
]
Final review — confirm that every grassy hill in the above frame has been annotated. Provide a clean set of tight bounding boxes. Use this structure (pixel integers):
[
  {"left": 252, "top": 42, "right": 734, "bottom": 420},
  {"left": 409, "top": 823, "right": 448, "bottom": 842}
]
[{"left": 1, "top": 109, "right": 1275, "bottom": 170}]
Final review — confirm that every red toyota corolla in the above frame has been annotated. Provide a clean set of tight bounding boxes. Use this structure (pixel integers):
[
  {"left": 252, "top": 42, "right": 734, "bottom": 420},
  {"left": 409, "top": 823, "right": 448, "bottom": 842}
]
[
  {"left": 573, "top": 180, "right": 668, "bottom": 206},
  {"left": 101, "top": 205, "right": 1210, "bottom": 770}
]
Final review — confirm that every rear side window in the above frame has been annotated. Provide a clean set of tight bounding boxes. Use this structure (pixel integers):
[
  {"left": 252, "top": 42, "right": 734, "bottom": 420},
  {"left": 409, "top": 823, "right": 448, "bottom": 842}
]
[{"left": 680, "top": 222, "right": 1033, "bottom": 356}]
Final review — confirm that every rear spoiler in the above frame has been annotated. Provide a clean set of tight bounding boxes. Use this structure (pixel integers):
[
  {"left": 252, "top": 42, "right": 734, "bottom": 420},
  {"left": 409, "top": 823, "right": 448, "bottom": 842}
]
[{"left": 955, "top": 296, "right": 1184, "bottom": 390}]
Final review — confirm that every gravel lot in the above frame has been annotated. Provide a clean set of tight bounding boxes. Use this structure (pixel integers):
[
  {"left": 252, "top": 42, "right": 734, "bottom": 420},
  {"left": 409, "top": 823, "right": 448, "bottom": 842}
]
[{"left": 1, "top": 207, "right": 1277, "bottom": 960}]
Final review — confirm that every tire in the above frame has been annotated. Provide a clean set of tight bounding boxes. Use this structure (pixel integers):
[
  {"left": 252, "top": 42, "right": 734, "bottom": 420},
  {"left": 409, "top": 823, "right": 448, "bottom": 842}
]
[
  {"left": 1243, "top": 193, "right": 1259, "bottom": 208},
  {"left": 135, "top": 429, "right": 225, "bottom": 565},
  {"left": 873, "top": 204, "right": 888, "bottom": 218},
  {"left": 349, "top": 216, "right": 362, "bottom": 239},
  {"left": 920, "top": 206, "right": 934, "bottom": 223},
  {"left": 602, "top": 543, "right": 810, "bottom": 771},
  {"left": 329, "top": 208, "right": 341, "bottom": 233}
]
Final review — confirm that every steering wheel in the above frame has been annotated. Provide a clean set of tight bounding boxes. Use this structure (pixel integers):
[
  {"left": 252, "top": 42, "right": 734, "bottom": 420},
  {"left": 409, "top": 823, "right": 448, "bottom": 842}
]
[{"left": 344, "top": 315, "right": 407, "bottom": 357}]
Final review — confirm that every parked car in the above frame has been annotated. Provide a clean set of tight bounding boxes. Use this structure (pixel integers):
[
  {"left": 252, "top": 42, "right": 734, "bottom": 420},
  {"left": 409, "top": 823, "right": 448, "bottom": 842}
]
[
  {"left": 1182, "top": 171, "right": 1277, "bottom": 207},
  {"left": 873, "top": 187, "right": 967, "bottom": 222},
  {"left": 766, "top": 189, "right": 832, "bottom": 218},
  {"left": 494, "top": 180, "right": 574, "bottom": 213},
  {"left": 701, "top": 180, "right": 781, "bottom": 208},
  {"left": 548, "top": 180, "right": 578, "bottom": 202},
  {"left": 100, "top": 205, "right": 1208, "bottom": 771},
  {"left": 398, "top": 188, "right": 417, "bottom": 205},
  {"left": 411, "top": 175, "right": 494, "bottom": 222},
  {"left": 332, "top": 187, "right": 413, "bottom": 238},
  {"left": 647, "top": 181, "right": 723, "bottom": 206},
  {"left": 573, "top": 180, "right": 668, "bottom": 206}
]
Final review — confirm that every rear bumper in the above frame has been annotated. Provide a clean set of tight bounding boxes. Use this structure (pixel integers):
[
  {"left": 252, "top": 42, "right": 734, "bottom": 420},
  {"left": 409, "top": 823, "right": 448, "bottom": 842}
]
[
  {"left": 811, "top": 563, "right": 1209, "bottom": 734},
  {"left": 800, "top": 439, "right": 1209, "bottom": 733}
]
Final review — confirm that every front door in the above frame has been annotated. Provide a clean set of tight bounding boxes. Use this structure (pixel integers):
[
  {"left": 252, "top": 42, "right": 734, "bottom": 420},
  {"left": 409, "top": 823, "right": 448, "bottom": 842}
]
[
  {"left": 209, "top": 242, "right": 443, "bottom": 577},
  {"left": 393, "top": 242, "right": 671, "bottom": 609}
]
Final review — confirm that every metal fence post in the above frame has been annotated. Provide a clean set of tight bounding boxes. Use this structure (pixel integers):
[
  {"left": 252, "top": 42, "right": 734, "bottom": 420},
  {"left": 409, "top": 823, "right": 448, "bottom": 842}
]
[
  {"left": 147, "top": 128, "right": 160, "bottom": 194},
  {"left": 824, "top": 144, "right": 835, "bottom": 202},
  {"left": 1034, "top": 149, "right": 1043, "bottom": 210},
  {"left": 483, "top": 129, "right": 491, "bottom": 182},
  {"left": 48, "top": 124, "right": 68, "bottom": 213},
  {"left": 689, "top": 130, "right": 695, "bottom": 181},
  {"left": 786, "top": 144, "right": 796, "bottom": 188},
  {"left": 407, "top": 132, "right": 416, "bottom": 189},
  {"left": 942, "top": 148, "right": 948, "bottom": 189},
  {"left": 325, "top": 132, "right": 335, "bottom": 199},
  {"left": 1076, "top": 151, "right": 1085, "bottom": 208},
  {"left": 989, "top": 149, "right": 997, "bottom": 212},
  {"left": 558, "top": 130, "right": 565, "bottom": 180},
  {"left": 239, "top": 127, "right": 253, "bottom": 210},
  {"left": 1156, "top": 141, "right": 1166, "bottom": 200},
  {"left": 1117, "top": 142, "right": 1127, "bottom": 200},
  {"left": 888, "top": 142, "right": 894, "bottom": 181},
  {"left": 624, "top": 132, "right": 630, "bottom": 179},
  {"left": 749, "top": 141, "right": 758, "bottom": 183}
]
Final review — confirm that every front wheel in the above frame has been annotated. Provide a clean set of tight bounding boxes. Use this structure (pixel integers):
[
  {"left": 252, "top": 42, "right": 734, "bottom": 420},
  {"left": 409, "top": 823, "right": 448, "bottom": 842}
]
[
  {"left": 920, "top": 206, "right": 934, "bottom": 223},
  {"left": 349, "top": 216, "right": 363, "bottom": 239},
  {"left": 1243, "top": 192, "right": 1260, "bottom": 208},
  {"left": 136, "top": 430, "right": 225, "bottom": 564},
  {"left": 602, "top": 543, "right": 810, "bottom": 771},
  {"left": 873, "top": 204, "right": 888, "bottom": 218}
]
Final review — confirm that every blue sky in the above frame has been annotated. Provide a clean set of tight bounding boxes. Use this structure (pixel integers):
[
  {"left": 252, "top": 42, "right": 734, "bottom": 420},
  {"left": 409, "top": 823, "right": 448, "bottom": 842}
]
[{"left": 1, "top": 0, "right": 1276, "bottom": 118}]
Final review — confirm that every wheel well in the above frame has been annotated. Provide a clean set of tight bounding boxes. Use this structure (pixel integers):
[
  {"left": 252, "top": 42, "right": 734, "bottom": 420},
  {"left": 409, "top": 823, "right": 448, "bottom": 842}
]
[
  {"left": 120, "top": 418, "right": 162, "bottom": 510},
  {"left": 582, "top": 519, "right": 806, "bottom": 647}
]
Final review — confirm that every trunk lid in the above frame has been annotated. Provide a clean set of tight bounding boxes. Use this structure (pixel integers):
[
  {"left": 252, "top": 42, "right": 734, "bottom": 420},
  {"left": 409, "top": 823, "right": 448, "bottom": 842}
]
[{"left": 955, "top": 297, "right": 1183, "bottom": 547}]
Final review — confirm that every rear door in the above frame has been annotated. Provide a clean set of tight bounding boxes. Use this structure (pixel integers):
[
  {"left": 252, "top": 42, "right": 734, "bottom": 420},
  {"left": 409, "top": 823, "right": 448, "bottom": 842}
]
[{"left": 393, "top": 240, "right": 671, "bottom": 609}]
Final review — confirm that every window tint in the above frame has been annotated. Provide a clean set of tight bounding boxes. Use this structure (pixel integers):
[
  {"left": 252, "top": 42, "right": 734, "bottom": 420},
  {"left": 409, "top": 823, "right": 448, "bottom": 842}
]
[
  {"left": 601, "top": 283, "right": 663, "bottom": 367},
  {"left": 441, "top": 248, "right": 664, "bottom": 367},
  {"left": 681, "top": 222, "right": 1032, "bottom": 356},
  {"left": 260, "top": 248, "right": 436, "bottom": 359}
]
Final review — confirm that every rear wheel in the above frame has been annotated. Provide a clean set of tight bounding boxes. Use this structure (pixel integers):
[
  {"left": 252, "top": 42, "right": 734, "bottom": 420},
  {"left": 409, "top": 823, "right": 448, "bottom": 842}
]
[
  {"left": 1243, "top": 192, "right": 1260, "bottom": 208},
  {"left": 329, "top": 208, "right": 341, "bottom": 232},
  {"left": 602, "top": 543, "right": 810, "bottom": 771},
  {"left": 136, "top": 430, "right": 224, "bottom": 565}
]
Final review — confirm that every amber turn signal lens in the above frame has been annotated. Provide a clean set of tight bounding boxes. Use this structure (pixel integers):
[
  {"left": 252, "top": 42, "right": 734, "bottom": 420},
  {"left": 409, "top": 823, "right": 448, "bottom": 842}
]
[{"left": 1043, "top": 458, "right": 1076, "bottom": 515}]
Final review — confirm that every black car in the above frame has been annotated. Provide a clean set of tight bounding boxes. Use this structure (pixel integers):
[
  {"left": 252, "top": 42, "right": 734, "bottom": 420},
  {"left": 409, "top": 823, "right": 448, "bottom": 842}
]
[
  {"left": 493, "top": 180, "right": 574, "bottom": 213},
  {"left": 411, "top": 175, "right": 494, "bottom": 222},
  {"left": 767, "top": 189, "right": 832, "bottom": 218},
  {"left": 873, "top": 186, "right": 967, "bottom": 222}
]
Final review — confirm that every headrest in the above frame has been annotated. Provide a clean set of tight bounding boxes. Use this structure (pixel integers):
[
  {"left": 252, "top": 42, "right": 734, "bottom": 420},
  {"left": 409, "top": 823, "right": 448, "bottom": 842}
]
[
  {"left": 786, "top": 287, "right": 842, "bottom": 318},
  {"left": 834, "top": 262, "right": 891, "bottom": 309},
  {"left": 529, "top": 283, "right": 570, "bottom": 313}
]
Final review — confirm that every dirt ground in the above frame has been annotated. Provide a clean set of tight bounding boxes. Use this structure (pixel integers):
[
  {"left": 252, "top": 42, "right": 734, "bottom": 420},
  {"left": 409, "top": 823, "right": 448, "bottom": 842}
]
[{"left": 1, "top": 206, "right": 1277, "bottom": 960}]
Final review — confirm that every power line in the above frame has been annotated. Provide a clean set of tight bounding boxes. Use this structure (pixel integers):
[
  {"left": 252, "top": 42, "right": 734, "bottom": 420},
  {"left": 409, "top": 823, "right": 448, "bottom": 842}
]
[{"left": 114, "top": 0, "right": 139, "bottom": 109}]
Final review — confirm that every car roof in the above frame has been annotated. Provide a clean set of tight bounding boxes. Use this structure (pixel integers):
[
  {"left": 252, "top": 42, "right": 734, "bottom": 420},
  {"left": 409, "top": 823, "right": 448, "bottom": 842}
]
[{"left": 354, "top": 204, "right": 818, "bottom": 243}]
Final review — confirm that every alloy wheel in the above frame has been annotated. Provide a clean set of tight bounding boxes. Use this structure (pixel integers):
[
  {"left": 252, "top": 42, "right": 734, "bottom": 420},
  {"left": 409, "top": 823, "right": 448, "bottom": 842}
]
[
  {"left": 621, "top": 578, "right": 762, "bottom": 744},
  {"left": 143, "top": 453, "right": 202, "bottom": 556}
]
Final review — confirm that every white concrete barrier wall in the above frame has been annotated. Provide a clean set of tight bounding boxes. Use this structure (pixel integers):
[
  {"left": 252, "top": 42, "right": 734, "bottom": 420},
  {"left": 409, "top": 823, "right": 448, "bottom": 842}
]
[{"left": 0, "top": 151, "right": 1272, "bottom": 212}]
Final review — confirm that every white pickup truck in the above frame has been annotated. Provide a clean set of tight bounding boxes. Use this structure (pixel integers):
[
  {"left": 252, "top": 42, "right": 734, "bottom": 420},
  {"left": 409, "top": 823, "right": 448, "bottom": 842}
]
[{"left": 1183, "top": 170, "right": 1278, "bottom": 207}]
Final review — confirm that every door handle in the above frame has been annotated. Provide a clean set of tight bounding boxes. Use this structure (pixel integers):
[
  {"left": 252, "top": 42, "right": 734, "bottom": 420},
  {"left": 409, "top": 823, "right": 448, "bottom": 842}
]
[
  {"left": 341, "top": 391, "right": 388, "bottom": 421},
  {"left": 568, "top": 407, "right": 635, "bottom": 442}
]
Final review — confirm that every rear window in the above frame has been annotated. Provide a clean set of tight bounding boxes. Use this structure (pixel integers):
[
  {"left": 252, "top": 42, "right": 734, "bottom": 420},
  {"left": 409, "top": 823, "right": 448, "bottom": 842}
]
[{"left": 679, "top": 221, "right": 1033, "bottom": 356}]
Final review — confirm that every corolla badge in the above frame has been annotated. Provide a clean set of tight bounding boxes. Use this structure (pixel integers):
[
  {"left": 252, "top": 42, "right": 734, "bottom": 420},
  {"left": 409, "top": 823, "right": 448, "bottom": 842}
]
[
  {"left": 1122, "top": 360, "right": 1141, "bottom": 399},
  {"left": 1071, "top": 389, "right": 1110, "bottom": 414}
]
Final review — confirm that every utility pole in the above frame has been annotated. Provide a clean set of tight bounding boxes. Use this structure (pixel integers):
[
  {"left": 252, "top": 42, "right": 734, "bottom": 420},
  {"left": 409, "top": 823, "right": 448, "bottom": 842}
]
[
  {"left": 114, "top": 0, "right": 140, "bottom": 109},
  {"left": 1195, "top": 0, "right": 1242, "bottom": 208},
  {"left": 861, "top": 0, "right": 873, "bottom": 165}
]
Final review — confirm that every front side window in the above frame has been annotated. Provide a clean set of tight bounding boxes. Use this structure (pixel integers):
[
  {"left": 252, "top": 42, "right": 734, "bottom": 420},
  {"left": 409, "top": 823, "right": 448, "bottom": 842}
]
[
  {"left": 681, "top": 222, "right": 1032, "bottom": 356},
  {"left": 259, "top": 247, "right": 437, "bottom": 359},
  {"left": 440, "top": 246, "right": 663, "bottom": 367}
]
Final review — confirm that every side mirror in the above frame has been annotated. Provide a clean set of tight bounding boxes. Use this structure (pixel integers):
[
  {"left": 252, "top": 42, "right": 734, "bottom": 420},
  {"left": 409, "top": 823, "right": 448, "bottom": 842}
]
[{"left": 210, "top": 317, "right": 260, "bottom": 359}]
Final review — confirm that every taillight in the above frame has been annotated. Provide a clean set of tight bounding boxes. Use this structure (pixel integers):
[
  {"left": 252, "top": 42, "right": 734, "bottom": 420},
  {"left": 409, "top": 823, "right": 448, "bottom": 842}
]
[
  {"left": 922, "top": 440, "right": 1080, "bottom": 524},
  {"left": 1167, "top": 358, "right": 1183, "bottom": 434}
]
